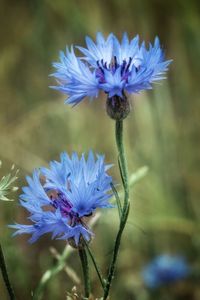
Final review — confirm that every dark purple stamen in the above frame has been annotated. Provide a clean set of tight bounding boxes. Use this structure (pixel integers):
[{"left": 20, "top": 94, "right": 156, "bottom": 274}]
[
  {"left": 121, "top": 60, "right": 127, "bottom": 76},
  {"left": 114, "top": 56, "right": 118, "bottom": 68},
  {"left": 96, "top": 60, "right": 106, "bottom": 83},
  {"left": 109, "top": 56, "right": 118, "bottom": 73},
  {"left": 125, "top": 57, "right": 132, "bottom": 72},
  {"left": 51, "top": 192, "right": 73, "bottom": 216}
]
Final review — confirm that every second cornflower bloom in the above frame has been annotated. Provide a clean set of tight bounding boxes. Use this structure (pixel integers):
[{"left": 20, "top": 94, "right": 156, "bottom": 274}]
[{"left": 11, "top": 151, "right": 113, "bottom": 247}]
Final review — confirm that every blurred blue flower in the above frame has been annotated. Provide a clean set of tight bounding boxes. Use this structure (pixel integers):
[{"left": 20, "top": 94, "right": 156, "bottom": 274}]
[
  {"left": 10, "top": 151, "right": 113, "bottom": 246},
  {"left": 142, "top": 254, "right": 190, "bottom": 289},
  {"left": 51, "top": 32, "right": 172, "bottom": 106}
]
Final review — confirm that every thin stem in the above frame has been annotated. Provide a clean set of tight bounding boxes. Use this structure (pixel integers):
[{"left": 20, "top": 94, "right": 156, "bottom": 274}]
[
  {"left": 0, "top": 243, "right": 15, "bottom": 300},
  {"left": 115, "top": 120, "right": 129, "bottom": 208},
  {"left": 84, "top": 242, "right": 105, "bottom": 290},
  {"left": 33, "top": 245, "right": 73, "bottom": 300},
  {"left": 103, "top": 120, "right": 130, "bottom": 300},
  {"left": 78, "top": 247, "right": 90, "bottom": 299}
]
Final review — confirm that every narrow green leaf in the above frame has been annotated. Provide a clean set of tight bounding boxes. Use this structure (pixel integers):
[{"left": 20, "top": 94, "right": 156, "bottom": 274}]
[{"left": 110, "top": 182, "right": 122, "bottom": 218}]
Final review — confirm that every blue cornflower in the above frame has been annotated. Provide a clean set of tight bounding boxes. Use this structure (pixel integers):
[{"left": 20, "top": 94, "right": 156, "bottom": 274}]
[
  {"left": 10, "top": 151, "right": 113, "bottom": 246},
  {"left": 51, "top": 32, "right": 172, "bottom": 119},
  {"left": 142, "top": 254, "right": 190, "bottom": 289}
]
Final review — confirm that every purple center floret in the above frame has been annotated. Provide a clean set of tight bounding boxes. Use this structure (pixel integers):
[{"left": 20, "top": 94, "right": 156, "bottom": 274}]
[
  {"left": 95, "top": 56, "right": 136, "bottom": 86},
  {"left": 51, "top": 192, "right": 73, "bottom": 215}
]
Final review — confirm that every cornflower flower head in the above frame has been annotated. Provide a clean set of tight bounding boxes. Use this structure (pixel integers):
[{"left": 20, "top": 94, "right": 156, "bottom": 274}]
[
  {"left": 51, "top": 32, "right": 172, "bottom": 120},
  {"left": 142, "top": 254, "right": 190, "bottom": 289},
  {"left": 10, "top": 151, "right": 113, "bottom": 247}
]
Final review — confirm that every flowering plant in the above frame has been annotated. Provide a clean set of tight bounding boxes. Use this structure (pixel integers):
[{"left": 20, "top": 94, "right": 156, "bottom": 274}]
[{"left": 1, "top": 32, "right": 172, "bottom": 300}]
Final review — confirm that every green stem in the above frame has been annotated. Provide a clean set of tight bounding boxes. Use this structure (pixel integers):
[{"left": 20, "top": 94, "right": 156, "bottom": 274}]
[
  {"left": 78, "top": 247, "right": 90, "bottom": 299},
  {"left": 33, "top": 245, "right": 73, "bottom": 300},
  {"left": 0, "top": 243, "right": 15, "bottom": 300},
  {"left": 103, "top": 120, "right": 130, "bottom": 300},
  {"left": 115, "top": 120, "right": 129, "bottom": 205},
  {"left": 84, "top": 242, "right": 105, "bottom": 290}
]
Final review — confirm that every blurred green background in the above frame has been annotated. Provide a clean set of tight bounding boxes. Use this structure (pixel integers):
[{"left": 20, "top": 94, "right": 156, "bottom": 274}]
[{"left": 1, "top": 0, "right": 200, "bottom": 299}]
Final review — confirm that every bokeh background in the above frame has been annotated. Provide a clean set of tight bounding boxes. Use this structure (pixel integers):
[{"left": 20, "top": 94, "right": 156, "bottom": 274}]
[{"left": 1, "top": 0, "right": 200, "bottom": 299}]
